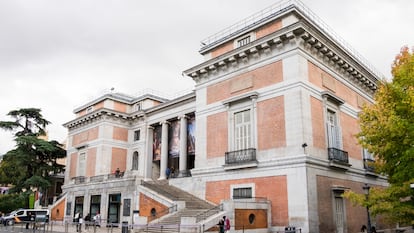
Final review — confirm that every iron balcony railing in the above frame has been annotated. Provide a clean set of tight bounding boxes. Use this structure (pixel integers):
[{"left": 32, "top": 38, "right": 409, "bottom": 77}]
[
  {"left": 328, "top": 147, "right": 349, "bottom": 164},
  {"left": 225, "top": 148, "right": 257, "bottom": 165},
  {"left": 363, "top": 158, "right": 375, "bottom": 172}
]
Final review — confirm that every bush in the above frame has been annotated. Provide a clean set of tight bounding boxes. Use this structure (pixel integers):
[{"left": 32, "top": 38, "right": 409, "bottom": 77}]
[{"left": 0, "top": 193, "right": 26, "bottom": 213}]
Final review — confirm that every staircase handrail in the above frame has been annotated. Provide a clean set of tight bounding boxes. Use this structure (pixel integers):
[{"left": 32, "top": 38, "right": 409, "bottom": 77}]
[{"left": 195, "top": 203, "right": 223, "bottom": 222}]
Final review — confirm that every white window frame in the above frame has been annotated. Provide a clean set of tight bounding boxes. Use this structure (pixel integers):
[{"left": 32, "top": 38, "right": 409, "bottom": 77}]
[
  {"left": 223, "top": 92, "right": 258, "bottom": 152},
  {"left": 231, "top": 183, "right": 255, "bottom": 199},
  {"left": 326, "top": 108, "right": 342, "bottom": 149},
  {"left": 323, "top": 92, "right": 344, "bottom": 150},
  {"left": 233, "top": 109, "right": 252, "bottom": 150}
]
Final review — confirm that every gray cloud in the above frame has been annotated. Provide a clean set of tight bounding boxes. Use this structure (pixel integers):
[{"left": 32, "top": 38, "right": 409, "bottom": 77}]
[{"left": 0, "top": 0, "right": 413, "bottom": 155}]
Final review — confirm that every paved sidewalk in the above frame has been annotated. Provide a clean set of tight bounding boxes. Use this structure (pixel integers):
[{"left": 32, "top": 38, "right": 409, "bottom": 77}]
[
  {"left": 48, "top": 222, "right": 122, "bottom": 233},
  {"left": 0, "top": 222, "right": 122, "bottom": 233}
]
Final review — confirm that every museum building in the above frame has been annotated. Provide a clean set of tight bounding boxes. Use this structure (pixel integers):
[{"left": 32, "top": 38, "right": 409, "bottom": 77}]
[{"left": 54, "top": 1, "right": 388, "bottom": 233}]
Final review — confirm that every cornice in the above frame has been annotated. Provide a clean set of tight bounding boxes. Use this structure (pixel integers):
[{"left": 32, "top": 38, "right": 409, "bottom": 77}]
[
  {"left": 183, "top": 21, "right": 379, "bottom": 94},
  {"left": 64, "top": 93, "right": 196, "bottom": 130},
  {"left": 298, "top": 24, "right": 379, "bottom": 93},
  {"left": 64, "top": 109, "right": 136, "bottom": 130}
]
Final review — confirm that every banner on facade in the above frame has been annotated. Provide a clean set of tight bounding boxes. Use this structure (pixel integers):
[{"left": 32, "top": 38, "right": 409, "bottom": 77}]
[
  {"left": 169, "top": 120, "right": 180, "bottom": 157},
  {"left": 187, "top": 116, "right": 195, "bottom": 155},
  {"left": 153, "top": 126, "right": 161, "bottom": 161}
]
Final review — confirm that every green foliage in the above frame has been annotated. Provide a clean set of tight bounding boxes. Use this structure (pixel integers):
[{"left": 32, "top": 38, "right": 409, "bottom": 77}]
[
  {"left": 0, "top": 193, "right": 27, "bottom": 213},
  {"left": 0, "top": 108, "right": 66, "bottom": 195},
  {"left": 348, "top": 46, "right": 414, "bottom": 224},
  {"left": 0, "top": 108, "right": 50, "bottom": 137},
  {"left": 344, "top": 180, "right": 414, "bottom": 225},
  {"left": 359, "top": 46, "right": 414, "bottom": 184}
]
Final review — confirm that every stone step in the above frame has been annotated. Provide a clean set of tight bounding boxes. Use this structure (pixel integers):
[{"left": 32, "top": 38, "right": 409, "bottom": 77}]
[{"left": 140, "top": 180, "right": 219, "bottom": 226}]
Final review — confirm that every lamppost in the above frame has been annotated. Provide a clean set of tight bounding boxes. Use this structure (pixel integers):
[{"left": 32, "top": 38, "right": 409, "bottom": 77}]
[{"left": 363, "top": 183, "right": 372, "bottom": 233}]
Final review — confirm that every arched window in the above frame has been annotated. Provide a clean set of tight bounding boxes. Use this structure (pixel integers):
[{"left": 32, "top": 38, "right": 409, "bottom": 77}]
[{"left": 132, "top": 151, "right": 139, "bottom": 170}]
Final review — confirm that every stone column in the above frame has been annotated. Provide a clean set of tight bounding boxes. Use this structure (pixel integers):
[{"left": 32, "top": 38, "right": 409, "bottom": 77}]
[
  {"left": 144, "top": 126, "right": 154, "bottom": 181},
  {"left": 159, "top": 121, "right": 169, "bottom": 180},
  {"left": 178, "top": 115, "right": 188, "bottom": 177}
]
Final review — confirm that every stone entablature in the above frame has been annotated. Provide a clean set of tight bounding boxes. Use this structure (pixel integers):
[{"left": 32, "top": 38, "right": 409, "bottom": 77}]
[{"left": 184, "top": 10, "right": 380, "bottom": 94}]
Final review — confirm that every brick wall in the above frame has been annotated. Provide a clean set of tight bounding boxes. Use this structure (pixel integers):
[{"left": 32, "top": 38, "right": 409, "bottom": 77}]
[
  {"left": 139, "top": 194, "right": 168, "bottom": 221},
  {"left": 72, "top": 127, "right": 99, "bottom": 147},
  {"left": 207, "top": 112, "right": 228, "bottom": 158},
  {"left": 257, "top": 96, "right": 286, "bottom": 150},
  {"left": 207, "top": 61, "right": 283, "bottom": 104},
  {"left": 113, "top": 126, "right": 128, "bottom": 142}
]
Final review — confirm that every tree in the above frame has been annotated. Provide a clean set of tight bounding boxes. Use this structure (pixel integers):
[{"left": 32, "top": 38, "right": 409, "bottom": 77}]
[
  {"left": 0, "top": 108, "right": 66, "bottom": 206},
  {"left": 344, "top": 46, "right": 414, "bottom": 224},
  {"left": 359, "top": 46, "right": 414, "bottom": 184}
]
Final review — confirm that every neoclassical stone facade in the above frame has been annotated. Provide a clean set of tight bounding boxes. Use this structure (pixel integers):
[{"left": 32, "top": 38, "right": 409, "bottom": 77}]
[{"left": 57, "top": 2, "right": 388, "bottom": 233}]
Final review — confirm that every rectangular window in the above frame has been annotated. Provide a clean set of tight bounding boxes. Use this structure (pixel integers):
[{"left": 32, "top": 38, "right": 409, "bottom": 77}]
[
  {"left": 326, "top": 110, "right": 342, "bottom": 149},
  {"left": 123, "top": 199, "right": 131, "bottom": 216},
  {"left": 363, "top": 148, "right": 375, "bottom": 171},
  {"left": 66, "top": 202, "right": 72, "bottom": 216},
  {"left": 237, "top": 36, "right": 251, "bottom": 47},
  {"left": 90, "top": 195, "right": 101, "bottom": 216},
  {"left": 74, "top": 196, "right": 84, "bottom": 217},
  {"left": 233, "top": 187, "right": 252, "bottom": 199},
  {"left": 134, "top": 130, "right": 140, "bottom": 141},
  {"left": 78, "top": 152, "right": 86, "bottom": 177},
  {"left": 234, "top": 109, "right": 252, "bottom": 150}
]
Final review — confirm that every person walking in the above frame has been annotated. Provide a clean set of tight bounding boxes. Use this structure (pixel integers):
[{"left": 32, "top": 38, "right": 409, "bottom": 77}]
[
  {"left": 166, "top": 167, "right": 171, "bottom": 179},
  {"left": 224, "top": 216, "right": 231, "bottom": 233},
  {"left": 84, "top": 213, "right": 91, "bottom": 230},
  {"left": 217, "top": 216, "right": 224, "bottom": 233}
]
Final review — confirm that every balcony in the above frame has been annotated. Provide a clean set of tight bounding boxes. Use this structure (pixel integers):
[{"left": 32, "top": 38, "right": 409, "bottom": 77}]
[
  {"left": 363, "top": 158, "right": 378, "bottom": 177},
  {"left": 363, "top": 158, "right": 375, "bottom": 172},
  {"left": 328, "top": 147, "right": 351, "bottom": 170},
  {"left": 70, "top": 171, "right": 126, "bottom": 185},
  {"left": 224, "top": 148, "right": 258, "bottom": 170}
]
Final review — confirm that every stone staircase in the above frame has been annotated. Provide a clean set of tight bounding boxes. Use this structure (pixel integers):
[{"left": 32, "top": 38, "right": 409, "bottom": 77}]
[{"left": 138, "top": 180, "right": 221, "bottom": 232}]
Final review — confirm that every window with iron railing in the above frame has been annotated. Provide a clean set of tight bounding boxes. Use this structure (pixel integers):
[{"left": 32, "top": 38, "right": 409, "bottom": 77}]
[
  {"left": 233, "top": 187, "right": 252, "bottom": 199},
  {"left": 225, "top": 148, "right": 256, "bottom": 165},
  {"left": 328, "top": 147, "right": 349, "bottom": 164},
  {"left": 363, "top": 148, "right": 375, "bottom": 172}
]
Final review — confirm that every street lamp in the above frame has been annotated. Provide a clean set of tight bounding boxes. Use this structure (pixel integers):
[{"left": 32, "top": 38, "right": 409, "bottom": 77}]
[{"left": 363, "top": 183, "right": 372, "bottom": 233}]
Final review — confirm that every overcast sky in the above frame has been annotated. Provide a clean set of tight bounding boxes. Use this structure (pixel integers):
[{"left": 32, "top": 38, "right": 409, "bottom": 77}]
[{"left": 0, "top": 0, "right": 413, "bottom": 155}]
